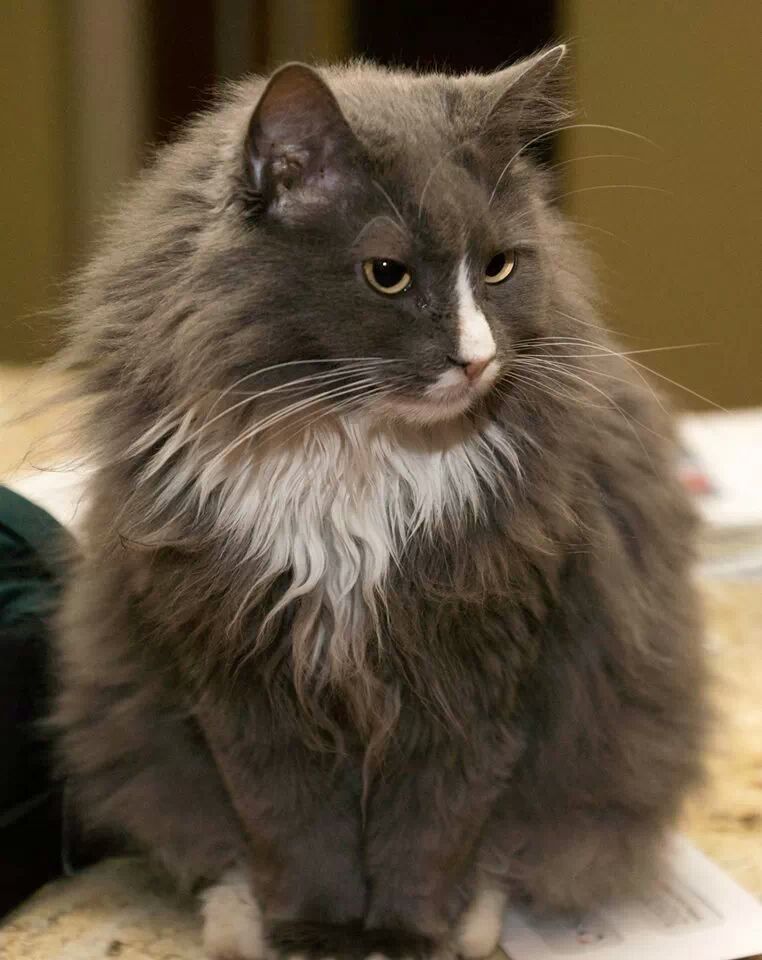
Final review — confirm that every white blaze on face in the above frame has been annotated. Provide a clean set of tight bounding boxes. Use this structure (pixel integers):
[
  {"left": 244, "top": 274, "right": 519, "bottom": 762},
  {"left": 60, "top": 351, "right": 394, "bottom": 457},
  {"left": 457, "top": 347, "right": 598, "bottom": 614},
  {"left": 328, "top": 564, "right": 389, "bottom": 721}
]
[{"left": 456, "top": 259, "right": 496, "bottom": 365}]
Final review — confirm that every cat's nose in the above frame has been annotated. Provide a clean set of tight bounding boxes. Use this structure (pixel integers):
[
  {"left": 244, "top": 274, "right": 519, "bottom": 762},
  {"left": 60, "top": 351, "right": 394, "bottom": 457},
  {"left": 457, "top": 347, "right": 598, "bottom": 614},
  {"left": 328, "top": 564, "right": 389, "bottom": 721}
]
[{"left": 448, "top": 354, "right": 496, "bottom": 382}]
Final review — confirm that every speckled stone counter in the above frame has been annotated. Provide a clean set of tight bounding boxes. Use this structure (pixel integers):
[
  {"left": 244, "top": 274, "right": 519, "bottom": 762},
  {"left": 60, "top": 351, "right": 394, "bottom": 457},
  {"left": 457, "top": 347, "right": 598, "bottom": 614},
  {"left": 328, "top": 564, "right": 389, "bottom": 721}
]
[
  {"left": 0, "top": 860, "right": 203, "bottom": 960},
  {"left": 682, "top": 579, "right": 762, "bottom": 895},
  {"left": 1, "top": 577, "right": 761, "bottom": 960}
]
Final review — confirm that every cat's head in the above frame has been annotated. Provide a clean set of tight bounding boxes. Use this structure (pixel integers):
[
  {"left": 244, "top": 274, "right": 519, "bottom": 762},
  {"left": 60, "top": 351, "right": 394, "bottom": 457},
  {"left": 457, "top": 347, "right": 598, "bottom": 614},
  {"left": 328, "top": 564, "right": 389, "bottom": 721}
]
[
  {"left": 76, "top": 49, "right": 575, "bottom": 448},
  {"left": 227, "top": 48, "right": 569, "bottom": 428}
]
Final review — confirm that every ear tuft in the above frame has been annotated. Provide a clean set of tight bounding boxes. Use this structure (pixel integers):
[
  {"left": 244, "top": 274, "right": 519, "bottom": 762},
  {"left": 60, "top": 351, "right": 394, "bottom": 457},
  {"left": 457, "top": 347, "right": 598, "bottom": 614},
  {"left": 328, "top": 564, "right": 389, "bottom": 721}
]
[
  {"left": 482, "top": 44, "right": 572, "bottom": 150},
  {"left": 245, "top": 63, "right": 361, "bottom": 215}
]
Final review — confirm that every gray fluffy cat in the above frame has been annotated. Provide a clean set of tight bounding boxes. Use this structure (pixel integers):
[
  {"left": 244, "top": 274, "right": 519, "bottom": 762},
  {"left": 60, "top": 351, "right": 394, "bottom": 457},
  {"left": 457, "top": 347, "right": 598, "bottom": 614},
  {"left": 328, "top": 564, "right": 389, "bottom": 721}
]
[{"left": 53, "top": 47, "right": 706, "bottom": 960}]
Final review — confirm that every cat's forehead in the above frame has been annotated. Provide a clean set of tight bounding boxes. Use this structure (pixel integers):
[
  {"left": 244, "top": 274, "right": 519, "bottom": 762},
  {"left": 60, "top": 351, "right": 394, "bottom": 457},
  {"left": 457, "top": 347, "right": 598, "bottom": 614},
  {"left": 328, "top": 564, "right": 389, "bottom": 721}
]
[
  {"left": 332, "top": 67, "right": 476, "bottom": 160},
  {"left": 326, "top": 68, "right": 501, "bottom": 241}
]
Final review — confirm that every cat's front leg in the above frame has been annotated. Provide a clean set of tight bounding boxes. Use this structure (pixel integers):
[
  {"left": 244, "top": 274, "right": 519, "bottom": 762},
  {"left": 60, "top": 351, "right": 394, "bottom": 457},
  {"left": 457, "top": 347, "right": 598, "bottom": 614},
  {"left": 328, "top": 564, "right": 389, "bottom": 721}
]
[
  {"left": 361, "top": 751, "right": 508, "bottom": 960},
  {"left": 202, "top": 715, "right": 367, "bottom": 959}
]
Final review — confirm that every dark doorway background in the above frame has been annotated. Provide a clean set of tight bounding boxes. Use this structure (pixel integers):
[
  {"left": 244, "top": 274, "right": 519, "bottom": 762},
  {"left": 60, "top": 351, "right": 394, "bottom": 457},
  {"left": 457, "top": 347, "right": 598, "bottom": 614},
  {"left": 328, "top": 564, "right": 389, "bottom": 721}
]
[
  {"left": 355, "top": 1, "right": 555, "bottom": 73},
  {"left": 149, "top": 1, "right": 556, "bottom": 143}
]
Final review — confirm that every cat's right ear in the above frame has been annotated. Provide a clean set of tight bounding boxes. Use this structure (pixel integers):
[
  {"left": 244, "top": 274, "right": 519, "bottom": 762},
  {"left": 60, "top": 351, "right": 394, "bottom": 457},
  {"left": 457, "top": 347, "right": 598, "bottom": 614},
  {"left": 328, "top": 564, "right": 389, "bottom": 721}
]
[{"left": 244, "top": 63, "right": 362, "bottom": 218}]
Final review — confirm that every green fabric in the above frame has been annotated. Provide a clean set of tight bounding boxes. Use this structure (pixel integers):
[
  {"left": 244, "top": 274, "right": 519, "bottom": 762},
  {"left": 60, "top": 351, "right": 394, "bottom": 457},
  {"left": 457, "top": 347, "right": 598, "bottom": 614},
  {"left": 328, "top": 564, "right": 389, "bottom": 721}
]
[{"left": 0, "top": 486, "right": 69, "bottom": 625}]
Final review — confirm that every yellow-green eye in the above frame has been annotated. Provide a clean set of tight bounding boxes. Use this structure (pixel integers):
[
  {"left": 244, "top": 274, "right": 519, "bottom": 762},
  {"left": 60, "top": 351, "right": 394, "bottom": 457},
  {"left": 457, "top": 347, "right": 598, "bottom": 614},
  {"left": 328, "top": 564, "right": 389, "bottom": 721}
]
[
  {"left": 362, "top": 258, "right": 412, "bottom": 295},
  {"left": 485, "top": 250, "right": 516, "bottom": 284}
]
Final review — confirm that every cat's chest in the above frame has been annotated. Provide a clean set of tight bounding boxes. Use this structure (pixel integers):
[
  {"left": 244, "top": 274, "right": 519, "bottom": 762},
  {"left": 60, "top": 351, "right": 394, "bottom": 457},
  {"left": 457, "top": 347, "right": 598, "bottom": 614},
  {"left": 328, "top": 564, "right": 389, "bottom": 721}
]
[{"left": 214, "top": 421, "right": 509, "bottom": 620}]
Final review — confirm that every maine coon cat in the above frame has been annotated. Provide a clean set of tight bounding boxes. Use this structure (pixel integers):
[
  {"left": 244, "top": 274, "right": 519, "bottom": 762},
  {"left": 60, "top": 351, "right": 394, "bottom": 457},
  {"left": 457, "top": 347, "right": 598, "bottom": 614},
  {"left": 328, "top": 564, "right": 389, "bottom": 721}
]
[{"left": 53, "top": 47, "right": 706, "bottom": 960}]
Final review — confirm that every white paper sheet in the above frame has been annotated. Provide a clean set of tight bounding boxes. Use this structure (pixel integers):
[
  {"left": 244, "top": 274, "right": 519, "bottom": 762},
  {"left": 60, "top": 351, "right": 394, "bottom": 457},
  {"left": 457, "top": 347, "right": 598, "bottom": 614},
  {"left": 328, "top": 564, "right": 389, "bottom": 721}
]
[{"left": 500, "top": 836, "right": 762, "bottom": 960}]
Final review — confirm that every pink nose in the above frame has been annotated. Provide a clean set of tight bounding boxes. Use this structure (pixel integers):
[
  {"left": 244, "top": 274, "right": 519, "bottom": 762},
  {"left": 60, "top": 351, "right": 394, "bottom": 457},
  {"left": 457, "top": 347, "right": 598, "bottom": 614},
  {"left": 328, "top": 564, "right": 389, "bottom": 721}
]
[
  {"left": 447, "top": 354, "right": 496, "bottom": 381},
  {"left": 449, "top": 352, "right": 494, "bottom": 382},
  {"left": 463, "top": 357, "right": 493, "bottom": 381}
]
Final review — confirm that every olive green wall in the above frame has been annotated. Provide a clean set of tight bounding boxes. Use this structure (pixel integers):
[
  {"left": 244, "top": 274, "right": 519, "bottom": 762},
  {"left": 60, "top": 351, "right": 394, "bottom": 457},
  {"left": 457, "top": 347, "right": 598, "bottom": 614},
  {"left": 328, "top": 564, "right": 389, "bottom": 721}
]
[
  {"left": 0, "top": 0, "right": 349, "bottom": 365},
  {"left": 0, "top": 2, "right": 67, "bottom": 360},
  {"left": 0, "top": 0, "right": 149, "bottom": 362},
  {"left": 559, "top": 3, "right": 760, "bottom": 409}
]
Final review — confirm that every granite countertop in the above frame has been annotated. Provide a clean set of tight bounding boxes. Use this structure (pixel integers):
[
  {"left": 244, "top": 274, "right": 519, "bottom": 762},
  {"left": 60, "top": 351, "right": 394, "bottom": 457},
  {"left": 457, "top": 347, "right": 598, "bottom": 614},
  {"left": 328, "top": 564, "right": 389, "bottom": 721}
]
[
  {"left": 682, "top": 579, "right": 762, "bottom": 893},
  {"left": 1, "top": 577, "right": 760, "bottom": 960}
]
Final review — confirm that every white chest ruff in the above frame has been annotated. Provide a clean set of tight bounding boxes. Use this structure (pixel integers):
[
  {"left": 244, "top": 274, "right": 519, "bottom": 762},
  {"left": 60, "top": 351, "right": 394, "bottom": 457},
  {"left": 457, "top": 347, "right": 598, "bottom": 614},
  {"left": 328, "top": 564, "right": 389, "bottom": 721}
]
[{"left": 205, "top": 418, "right": 516, "bottom": 673}]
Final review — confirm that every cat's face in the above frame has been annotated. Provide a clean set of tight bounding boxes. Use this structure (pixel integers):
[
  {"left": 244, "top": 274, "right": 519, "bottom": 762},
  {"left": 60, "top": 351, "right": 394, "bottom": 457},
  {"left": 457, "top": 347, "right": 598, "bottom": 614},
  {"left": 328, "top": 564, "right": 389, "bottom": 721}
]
[{"left": 162, "top": 52, "right": 568, "bottom": 434}]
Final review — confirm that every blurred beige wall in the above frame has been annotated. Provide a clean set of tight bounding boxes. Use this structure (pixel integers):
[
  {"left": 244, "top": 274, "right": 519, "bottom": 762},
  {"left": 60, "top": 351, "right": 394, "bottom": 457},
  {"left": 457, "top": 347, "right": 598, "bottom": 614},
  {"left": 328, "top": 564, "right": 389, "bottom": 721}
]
[{"left": 559, "top": 3, "right": 761, "bottom": 410}]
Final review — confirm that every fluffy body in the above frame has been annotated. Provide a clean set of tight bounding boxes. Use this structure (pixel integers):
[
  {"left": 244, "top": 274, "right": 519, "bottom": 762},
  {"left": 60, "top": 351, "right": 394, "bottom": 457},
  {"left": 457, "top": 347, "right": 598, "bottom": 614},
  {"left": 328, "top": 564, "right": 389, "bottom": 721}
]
[{"left": 53, "top": 54, "right": 706, "bottom": 960}]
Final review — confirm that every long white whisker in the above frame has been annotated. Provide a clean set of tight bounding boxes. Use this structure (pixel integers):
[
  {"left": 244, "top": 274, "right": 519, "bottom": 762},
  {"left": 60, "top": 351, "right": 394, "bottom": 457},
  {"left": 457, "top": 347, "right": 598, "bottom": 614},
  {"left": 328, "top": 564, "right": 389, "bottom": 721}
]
[
  {"left": 203, "top": 357, "right": 400, "bottom": 424},
  {"left": 352, "top": 215, "right": 406, "bottom": 246},
  {"left": 516, "top": 334, "right": 724, "bottom": 411},
  {"left": 505, "top": 369, "right": 592, "bottom": 407},
  {"left": 142, "top": 366, "right": 387, "bottom": 479},
  {"left": 564, "top": 218, "right": 632, "bottom": 248},
  {"left": 123, "top": 361, "right": 392, "bottom": 462},
  {"left": 516, "top": 335, "right": 714, "bottom": 375},
  {"left": 516, "top": 334, "right": 710, "bottom": 354},
  {"left": 271, "top": 383, "right": 390, "bottom": 440},
  {"left": 225, "top": 379, "right": 380, "bottom": 451},
  {"left": 417, "top": 140, "right": 470, "bottom": 221},
  {"left": 273, "top": 380, "right": 410, "bottom": 447},
  {"left": 526, "top": 356, "right": 668, "bottom": 415},
  {"left": 514, "top": 357, "right": 662, "bottom": 463},
  {"left": 549, "top": 184, "right": 672, "bottom": 204},
  {"left": 208, "top": 362, "right": 390, "bottom": 411},
  {"left": 543, "top": 153, "right": 646, "bottom": 172},
  {"left": 205, "top": 377, "right": 384, "bottom": 472},
  {"left": 489, "top": 122, "right": 659, "bottom": 206},
  {"left": 372, "top": 180, "right": 405, "bottom": 227},
  {"left": 554, "top": 309, "right": 636, "bottom": 337},
  {"left": 614, "top": 357, "right": 727, "bottom": 412},
  {"left": 526, "top": 344, "right": 712, "bottom": 359}
]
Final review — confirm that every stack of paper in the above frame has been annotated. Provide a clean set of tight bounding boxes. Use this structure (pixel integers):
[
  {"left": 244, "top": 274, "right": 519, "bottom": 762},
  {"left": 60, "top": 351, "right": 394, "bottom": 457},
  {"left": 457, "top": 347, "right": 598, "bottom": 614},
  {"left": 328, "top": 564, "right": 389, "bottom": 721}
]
[
  {"left": 679, "top": 408, "right": 762, "bottom": 578},
  {"left": 500, "top": 837, "right": 762, "bottom": 960}
]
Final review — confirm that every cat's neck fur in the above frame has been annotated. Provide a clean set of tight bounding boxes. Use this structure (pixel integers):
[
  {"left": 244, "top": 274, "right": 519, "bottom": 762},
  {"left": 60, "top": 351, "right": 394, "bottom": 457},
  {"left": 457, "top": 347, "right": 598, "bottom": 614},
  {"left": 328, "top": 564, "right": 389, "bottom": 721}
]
[{"left": 188, "top": 413, "right": 520, "bottom": 688}]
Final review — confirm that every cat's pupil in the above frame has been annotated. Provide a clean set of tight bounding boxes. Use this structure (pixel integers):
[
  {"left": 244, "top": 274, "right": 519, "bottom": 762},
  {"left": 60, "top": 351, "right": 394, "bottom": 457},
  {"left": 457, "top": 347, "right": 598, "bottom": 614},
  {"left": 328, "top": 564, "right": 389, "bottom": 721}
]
[
  {"left": 373, "top": 259, "right": 406, "bottom": 288},
  {"left": 486, "top": 253, "right": 506, "bottom": 277}
]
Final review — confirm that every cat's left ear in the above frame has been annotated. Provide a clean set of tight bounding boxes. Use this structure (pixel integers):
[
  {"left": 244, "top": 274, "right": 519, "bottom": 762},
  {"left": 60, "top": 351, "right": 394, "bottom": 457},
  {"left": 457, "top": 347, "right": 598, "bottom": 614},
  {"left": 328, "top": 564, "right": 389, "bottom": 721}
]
[
  {"left": 244, "top": 62, "right": 362, "bottom": 217},
  {"left": 480, "top": 44, "right": 571, "bottom": 150}
]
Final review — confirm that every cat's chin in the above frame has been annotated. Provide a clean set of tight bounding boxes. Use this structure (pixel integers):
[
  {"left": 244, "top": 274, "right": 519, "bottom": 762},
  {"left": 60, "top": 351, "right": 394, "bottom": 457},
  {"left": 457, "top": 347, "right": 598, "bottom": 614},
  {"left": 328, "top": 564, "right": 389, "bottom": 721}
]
[
  {"left": 374, "top": 383, "right": 493, "bottom": 427},
  {"left": 379, "top": 395, "right": 476, "bottom": 426}
]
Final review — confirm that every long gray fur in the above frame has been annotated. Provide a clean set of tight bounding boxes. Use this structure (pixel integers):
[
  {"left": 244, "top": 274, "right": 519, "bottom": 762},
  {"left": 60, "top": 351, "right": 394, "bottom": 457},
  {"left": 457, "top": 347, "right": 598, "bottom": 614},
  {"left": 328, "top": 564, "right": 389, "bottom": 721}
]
[{"left": 52, "top": 49, "right": 706, "bottom": 960}]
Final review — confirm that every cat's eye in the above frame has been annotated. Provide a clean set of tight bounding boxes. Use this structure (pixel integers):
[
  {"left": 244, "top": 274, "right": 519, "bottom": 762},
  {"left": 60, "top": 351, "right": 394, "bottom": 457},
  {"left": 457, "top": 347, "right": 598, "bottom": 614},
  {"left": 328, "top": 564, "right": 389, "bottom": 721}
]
[
  {"left": 484, "top": 251, "right": 516, "bottom": 285},
  {"left": 362, "top": 259, "right": 412, "bottom": 295}
]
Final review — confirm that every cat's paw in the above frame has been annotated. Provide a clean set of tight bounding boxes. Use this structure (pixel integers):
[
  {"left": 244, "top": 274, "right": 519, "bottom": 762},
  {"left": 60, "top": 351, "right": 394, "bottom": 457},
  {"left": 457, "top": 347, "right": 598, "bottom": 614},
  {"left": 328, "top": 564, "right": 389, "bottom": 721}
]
[
  {"left": 268, "top": 919, "right": 445, "bottom": 960},
  {"left": 453, "top": 887, "right": 506, "bottom": 959},
  {"left": 200, "top": 868, "right": 265, "bottom": 960}
]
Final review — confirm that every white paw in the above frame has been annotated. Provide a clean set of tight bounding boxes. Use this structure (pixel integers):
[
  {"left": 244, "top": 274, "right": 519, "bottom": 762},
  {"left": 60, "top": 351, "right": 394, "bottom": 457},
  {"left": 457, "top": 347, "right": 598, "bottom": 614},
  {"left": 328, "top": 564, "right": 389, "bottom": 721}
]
[
  {"left": 200, "top": 868, "right": 265, "bottom": 960},
  {"left": 454, "top": 887, "right": 506, "bottom": 959}
]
